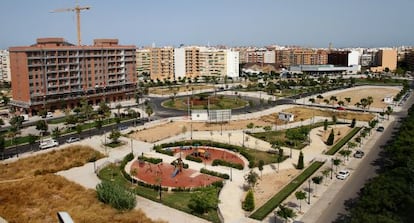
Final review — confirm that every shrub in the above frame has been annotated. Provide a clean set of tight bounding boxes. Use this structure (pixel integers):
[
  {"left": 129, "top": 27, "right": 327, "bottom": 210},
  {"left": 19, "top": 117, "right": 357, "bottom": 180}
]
[
  {"left": 137, "top": 155, "right": 162, "bottom": 164},
  {"left": 327, "top": 129, "right": 335, "bottom": 145},
  {"left": 243, "top": 189, "right": 255, "bottom": 211},
  {"left": 185, "top": 155, "right": 203, "bottom": 163},
  {"left": 247, "top": 123, "right": 254, "bottom": 129},
  {"left": 154, "top": 147, "right": 174, "bottom": 156},
  {"left": 212, "top": 159, "right": 243, "bottom": 170},
  {"left": 120, "top": 153, "right": 134, "bottom": 182},
  {"left": 297, "top": 152, "right": 304, "bottom": 169},
  {"left": 350, "top": 118, "right": 356, "bottom": 128},
  {"left": 96, "top": 181, "right": 136, "bottom": 210},
  {"left": 200, "top": 168, "right": 230, "bottom": 179}
]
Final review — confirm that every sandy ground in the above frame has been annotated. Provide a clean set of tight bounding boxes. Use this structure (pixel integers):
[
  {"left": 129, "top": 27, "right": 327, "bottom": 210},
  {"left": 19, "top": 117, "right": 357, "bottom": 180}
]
[
  {"left": 322, "top": 86, "right": 400, "bottom": 109},
  {"left": 320, "top": 125, "right": 352, "bottom": 144},
  {"left": 254, "top": 168, "right": 300, "bottom": 208}
]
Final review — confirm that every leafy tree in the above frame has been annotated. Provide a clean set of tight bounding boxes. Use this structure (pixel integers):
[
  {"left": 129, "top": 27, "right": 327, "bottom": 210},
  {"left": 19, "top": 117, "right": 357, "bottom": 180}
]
[
  {"left": 332, "top": 115, "right": 337, "bottom": 125},
  {"left": 96, "top": 181, "right": 136, "bottom": 210},
  {"left": 332, "top": 158, "right": 341, "bottom": 173},
  {"left": 258, "top": 160, "right": 264, "bottom": 177},
  {"left": 312, "top": 176, "right": 323, "bottom": 196},
  {"left": 35, "top": 120, "right": 48, "bottom": 136},
  {"left": 276, "top": 204, "right": 297, "bottom": 223},
  {"left": 247, "top": 123, "right": 254, "bottom": 129},
  {"left": 145, "top": 105, "right": 153, "bottom": 121},
  {"left": 345, "top": 97, "right": 351, "bottom": 105},
  {"left": 295, "top": 190, "right": 307, "bottom": 212},
  {"left": 188, "top": 187, "right": 219, "bottom": 214},
  {"left": 76, "top": 124, "right": 83, "bottom": 138},
  {"left": 245, "top": 170, "right": 259, "bottom": 189},
  {"left": 297, "top": 151, "right": 304, "bottom": 169},
  {"left": 327, "top": 129, "right": 335, "bottom": 145},
  {"left": 243, "top": 189, "right": 255, "bottom": 211},
  {"left": 95, "top": 119, "right": 103, "bottom": 133},
  {"left": 109, "top": 129, "right": 121, "bottom": 143},
  {"left": 308, "top": 98, "right": 315, "bottom": 103},
  {"left": 51, "top": 127, "right": 61, "bottom": 140},
  {"left": 28, "top": 134, "right": 37, "bottom": 150}
]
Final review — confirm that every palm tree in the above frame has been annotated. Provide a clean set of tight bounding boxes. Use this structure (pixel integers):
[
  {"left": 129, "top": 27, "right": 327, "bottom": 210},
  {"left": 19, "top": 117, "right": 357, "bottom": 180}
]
[
  {"left": 333, "top": 158, "right": 341, "bottom": 173},
  {"left": 329, "top": 96, "right": 338, "bottom": 105},
  {"left": 311, "top": 176, "right": 323, "bottom": 196},
  {"left": 323, "top": 99, "right": 330, "bottom": 105},
  {"left": 145, "top": 105, "right": 154, "bottom": 121},
  {"left": 345, "top": 97, "right": 351, "bottom": 105},
  {"left": 367, "top": 96, "right": 374, "bottom": 109}
]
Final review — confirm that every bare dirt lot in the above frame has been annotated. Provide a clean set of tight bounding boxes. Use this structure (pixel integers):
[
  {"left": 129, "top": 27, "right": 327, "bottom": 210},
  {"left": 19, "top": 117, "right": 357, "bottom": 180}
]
[
  {"left": 253, "top": 168, "right": 300, "bottom": 208},
  {"left": 131, "top": 107, "right": 374, "bottom": 143},
  {"left": 322, "top": 86, "right": 400, "bottom": 109}
]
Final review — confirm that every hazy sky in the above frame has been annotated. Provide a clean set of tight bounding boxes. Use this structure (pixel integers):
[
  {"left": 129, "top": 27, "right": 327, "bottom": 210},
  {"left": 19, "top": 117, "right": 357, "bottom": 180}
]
[{"left": 1, "top": 0, "right": 413, "bottom": 49}]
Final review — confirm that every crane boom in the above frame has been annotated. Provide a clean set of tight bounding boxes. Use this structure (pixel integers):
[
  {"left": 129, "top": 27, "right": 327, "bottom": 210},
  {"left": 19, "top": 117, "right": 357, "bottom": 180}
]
[{"left": 51, "top": 5, "right": 91, "bottom": 45}]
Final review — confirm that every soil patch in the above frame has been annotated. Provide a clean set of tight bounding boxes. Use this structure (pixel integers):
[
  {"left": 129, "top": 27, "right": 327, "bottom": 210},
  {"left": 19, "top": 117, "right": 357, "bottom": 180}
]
[
  {"left": 253, "top": 168, "right": 300, "bottom": 208},
  {"left": 170, "top": 146, "right": 245, "bottom": 166},
  {"left": 130, "top": 161, "right": 222, "bottom": 188}
]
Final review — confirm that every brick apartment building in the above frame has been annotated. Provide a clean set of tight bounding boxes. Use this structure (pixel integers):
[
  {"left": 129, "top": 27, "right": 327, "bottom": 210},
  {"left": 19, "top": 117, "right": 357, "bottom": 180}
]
[{"left": 9, "top": 38, "right": 136, "bottom": 115}]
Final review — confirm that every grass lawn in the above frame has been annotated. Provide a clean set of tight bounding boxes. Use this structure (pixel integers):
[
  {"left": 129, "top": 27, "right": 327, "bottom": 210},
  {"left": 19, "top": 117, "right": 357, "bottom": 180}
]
[
  {"left": 98, "top": 163, "right": 221, "bottom": 223},
  {"left": 105, "top": 141, "right": 125, "bottom": 148}
]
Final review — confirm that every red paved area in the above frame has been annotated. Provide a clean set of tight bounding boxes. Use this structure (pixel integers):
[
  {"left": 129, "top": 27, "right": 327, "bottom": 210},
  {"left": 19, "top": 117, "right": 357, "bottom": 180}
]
[
  {"left": 130, "top": 160, "right": 223, "bottom": 188},
  {"left": 171, "top": 146, "right": 245, "bottom": 166}
]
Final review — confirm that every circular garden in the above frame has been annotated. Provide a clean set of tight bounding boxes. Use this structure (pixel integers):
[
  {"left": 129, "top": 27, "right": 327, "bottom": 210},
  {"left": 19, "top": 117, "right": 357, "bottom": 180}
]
[{"left": 162, "top": 93, "right": 248, "bottom": 110}]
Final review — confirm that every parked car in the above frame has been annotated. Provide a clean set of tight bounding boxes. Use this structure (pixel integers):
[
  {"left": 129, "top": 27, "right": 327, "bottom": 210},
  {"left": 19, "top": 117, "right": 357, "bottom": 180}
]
[
  {"left": 336, "top": 170, "right": 350, "bottom": 180},
  {"left": 354, "top": 150, "right": 365, "bottom": 158},
  {"left": 376, "top": 126, "right": 385, "bottom": 132},
  {"left": 66, "top": 137, "right": 80, "bottom": 143},
  {"left": 336, "top": 106, "right": 346, "bottom": 111},
  {"left": 39, "top": 139, "right": 59, "bottom": 150},
  {"left": 118, "top": 125, "right": 128, "bottom": 131}
]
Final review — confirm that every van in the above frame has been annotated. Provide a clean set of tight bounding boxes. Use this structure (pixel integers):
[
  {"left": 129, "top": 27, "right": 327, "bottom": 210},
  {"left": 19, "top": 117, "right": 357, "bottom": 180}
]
[{"left": 39, "top": 139, "right": 59, "bottom": 149}]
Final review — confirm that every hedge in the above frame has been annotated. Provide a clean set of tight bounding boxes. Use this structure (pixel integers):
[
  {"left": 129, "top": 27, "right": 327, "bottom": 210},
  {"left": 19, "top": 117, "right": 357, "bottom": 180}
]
[
  {"left": 185, "top": 155, "right": 203, "bottom": 163},
  {"left": 138, "top": 155, "right": 163, "bottom": 164},
  {"left": 212, "top": 159, "right": 244, "bottom": 170},
  {"left": 200, "top": 168, "right": 230, "bottom": 179},
  {"left": 325, "top": 127, "right": 361, "bottom": 155},
  {"left": 250, "top": 161, "right": 324, "bottom": 220},
  {"left": 120, "top": 153, "right": 134, "bottom": 182}
]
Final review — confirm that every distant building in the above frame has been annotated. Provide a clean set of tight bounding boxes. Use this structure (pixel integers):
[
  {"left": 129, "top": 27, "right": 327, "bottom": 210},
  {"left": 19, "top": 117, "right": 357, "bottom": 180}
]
[
  {"left": 9, "top": 38, "right": 136, "bottom": 114},
  {"left": 275, "top": 49, "right": 328, "bottom": 67},
  {"left": 135, "top": 48, "right": 151, "bottom": 76},
  {"left": 328, "top": 50, "right": 360, "bottom": 67},
  {"left": 405, "top": 50, "right": 414, "bottom": 71},
  {"left": 289, "top": 64, "right": 360, "bottom": 75},
  {"left": 0, "top": 50, "right": 11, "bottom": 82},
  {"left": 149, "top": 47, "right": 175, "bottom": 81},
  {"left": 370, "top": 49, "right": 397, "bottom": 72}
]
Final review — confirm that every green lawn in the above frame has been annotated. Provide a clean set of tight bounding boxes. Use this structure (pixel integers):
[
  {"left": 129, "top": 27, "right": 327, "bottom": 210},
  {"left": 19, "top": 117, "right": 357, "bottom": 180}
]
[{"left": 98, "top": 162, "right": 221, "bottom": 223}]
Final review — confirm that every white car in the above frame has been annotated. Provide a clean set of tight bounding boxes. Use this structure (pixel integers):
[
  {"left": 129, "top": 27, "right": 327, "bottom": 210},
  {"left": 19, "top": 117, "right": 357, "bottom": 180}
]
[
  {"left": 39, "top": 139, "right": 59, "bottom": 150},
  {"left": 336, "top": 170, "right": 350, "bottom": 180},
  {"left": 66, "top": 137, "right": 80, "bottom": 143}
]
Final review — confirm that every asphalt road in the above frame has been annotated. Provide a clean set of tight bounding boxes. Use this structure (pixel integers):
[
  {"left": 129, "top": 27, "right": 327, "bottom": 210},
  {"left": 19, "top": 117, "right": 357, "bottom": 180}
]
[{"left": 314, "top": 89, "right": 413, "bottom": 222}]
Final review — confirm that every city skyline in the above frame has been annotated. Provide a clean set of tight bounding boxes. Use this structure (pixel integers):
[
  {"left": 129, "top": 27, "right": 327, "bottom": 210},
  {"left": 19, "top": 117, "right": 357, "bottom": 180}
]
[{"left": 1, "top": 0, "right": 414, "bottom": 49}]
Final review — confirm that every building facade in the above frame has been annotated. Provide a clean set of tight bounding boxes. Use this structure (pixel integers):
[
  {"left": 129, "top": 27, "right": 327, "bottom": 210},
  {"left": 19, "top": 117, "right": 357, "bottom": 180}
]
[
  {"left": 136, "top": 48, "right": 151, "bottom": 76},
  {"left": 0, "top": 50, "right": 11, "bottom": 82},
  {"left": 149, "top": 47, "right": 175, "bottom": 81},
  {"left": 9, "top": 38, "right": 136, "bottom": 114},
  {"left": 275, "top": 49, "right": 328, "bottom": 67},
  {"left": 370, "top": 49, "right": 397, "bottom": 72}
]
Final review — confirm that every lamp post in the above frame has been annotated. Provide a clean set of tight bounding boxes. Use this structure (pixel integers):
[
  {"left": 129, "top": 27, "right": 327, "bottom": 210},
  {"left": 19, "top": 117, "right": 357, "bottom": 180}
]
[
  {"left": 308, "top": 179, "right": 311, "bottom": 204},
  {"left": 130, "top": 138, "right": 133, "bottom": 155},
  {"left": 242, "top": 130, "right": 245, "bottom": 147},
  {"left": 331, "top": 159, "right": 333, "bottom": 180},
  {"left": 230, "top": 167, "right": 233, "bottom": 182}
]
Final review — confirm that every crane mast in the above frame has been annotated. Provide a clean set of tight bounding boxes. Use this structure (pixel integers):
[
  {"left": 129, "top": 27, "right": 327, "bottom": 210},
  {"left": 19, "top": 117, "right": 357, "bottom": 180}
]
[{"left": 52, "top": 4, "right": 91, "bottom": 45}]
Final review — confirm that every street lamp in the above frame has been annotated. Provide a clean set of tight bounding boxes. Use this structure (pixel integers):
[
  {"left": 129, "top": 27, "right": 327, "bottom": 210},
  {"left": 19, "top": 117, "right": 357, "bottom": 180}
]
[
  {"left": 130, "top": 138, "right": 133, "bottom": 155},
  {"left": 331, "top": 158, "right": 333, "bottom": 180},
  {"left": 308, "top": 179, "right": 311, "bottom": 204}
]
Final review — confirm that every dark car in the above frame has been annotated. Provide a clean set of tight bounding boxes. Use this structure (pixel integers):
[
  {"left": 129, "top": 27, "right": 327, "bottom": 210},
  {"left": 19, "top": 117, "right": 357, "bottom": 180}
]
[
  {"left": 354, "top": 150, "right": 365, "bottom": 158},
  {"left": 376, "top": 126, "right": 385, "bottom": 132}
]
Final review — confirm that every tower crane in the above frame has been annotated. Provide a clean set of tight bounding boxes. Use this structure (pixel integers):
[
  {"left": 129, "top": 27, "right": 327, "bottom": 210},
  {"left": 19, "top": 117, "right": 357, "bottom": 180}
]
[{"left": 52, "top": 4, "right": 91, "bottom": 46}]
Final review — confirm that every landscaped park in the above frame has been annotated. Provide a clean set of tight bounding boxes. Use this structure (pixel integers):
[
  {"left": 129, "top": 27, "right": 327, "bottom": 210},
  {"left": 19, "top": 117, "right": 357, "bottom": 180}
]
[{"left": 0, "top": 84, "right": 409, "bottom": 223}]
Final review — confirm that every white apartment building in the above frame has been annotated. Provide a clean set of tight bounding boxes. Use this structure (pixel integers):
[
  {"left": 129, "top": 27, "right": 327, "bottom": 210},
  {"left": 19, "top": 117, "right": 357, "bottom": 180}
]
[{"left": 0, "top": 50, "right": 11, "bottom": 82}]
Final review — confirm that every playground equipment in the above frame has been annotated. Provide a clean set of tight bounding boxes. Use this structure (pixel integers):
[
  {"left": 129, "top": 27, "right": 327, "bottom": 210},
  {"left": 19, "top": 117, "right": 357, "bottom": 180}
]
[
  {"left": 191, "top": 148, "right": 211, "bottom": 159},
  {"left": 171, "top": 158, "right": 184, "bottom": 178}
]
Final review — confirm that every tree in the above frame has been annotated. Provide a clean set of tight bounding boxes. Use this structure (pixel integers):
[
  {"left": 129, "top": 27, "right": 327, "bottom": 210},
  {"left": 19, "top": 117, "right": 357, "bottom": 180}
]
[
  {"left": 0, "top": 136, "right": 4, "bottom": 159},
  {"left": 332, "top": 115, "right": 337, "bottom": 125},
  {"left": 295, "top": 190, "right": 307, "bottom": 212},
  {"left": 116, "top": 103, "right": 122, "bottom": 117},
  {"left": 51, "top": 127, "right": 61, "bottom": 141},
  {"left": 350, "top": 118, "right": 356, "bottom": 128},
  {"left": 76, "top": 124, "right": 83, "bottom": 138},
  {"left": 366, "top": 96, "right": 374, "bottom": 109},
  {"left": 323, "top": 99, "right": 330, "bottom": 105},
  {"left": 316, "top": 94, "right": 324, "bottom": 103},
  {"left": 385, "top": 106, "right": 393, "bottom": 120},
  {"left": 309, "top": 98, "right": 315, "bottom": 103},
  {"left": 324, "top": 119, "right": 328, "bottom": 131},
  {"left": 243, "top": 189, "right": 255, "bottom": 211},
  {"left": 327, "top": 129, "right": 335, "bottom": 145},
  {"left": 312, "top": 176, "right": 323, "bottom": 196},
  {"left": 35, "top": 120, "right": 48, "bottom": 137},
  {"left": 258, "top": 160, "right": 264, "bottom": 178},
  {"left": 28, "top": 134, "right": 37, "bottom": 150},
  {"left": 109, "top": 129, "right": 121, "bottom": 143},
  {"left": 322, "top": 168, "right": 331, "bottom": 185},
  {"left": 145, "top": 105, "right": 153, "bottom": 121},
  {"left": 329, "top": 96, "right": 338, "bottom": 105},
  {"left": 276, "top": 204, "right": 297, "bottom": 223},
  {"left": 188, "top": 187, "right": 219, "bottom": 214},
  {"left": 345, "top": 97, "right": 351, "bottom": 105},
  {"left": 297, "top": 151, "right": 304, "bottom": 169},
  {"left": 95, "top": 119, "right": 103, "bottom": 133},
  {"left": 332, "top": 158, "right": 341, "bottom": 173},
  {"left": 245, "top": 170, "right": 259, "bottom": 189}
]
